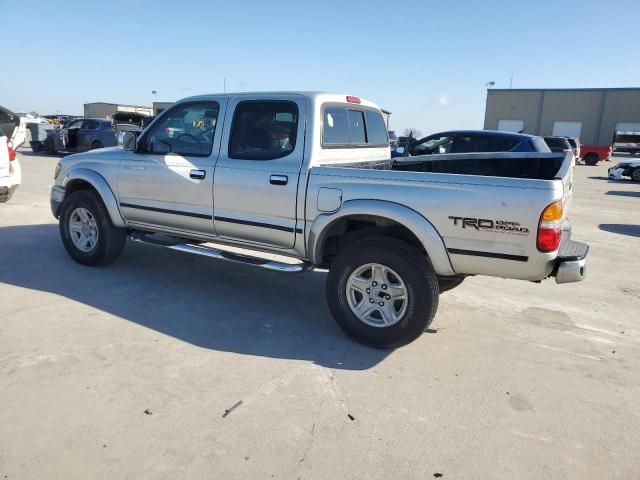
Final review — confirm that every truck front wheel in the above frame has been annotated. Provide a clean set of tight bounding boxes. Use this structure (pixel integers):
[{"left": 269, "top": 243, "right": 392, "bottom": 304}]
[
  {"left": 326, "top": 236, "right": 439, "bottom": 349},
  {"left": 59, "top": 190, "right": 126, "bottom": 266}
]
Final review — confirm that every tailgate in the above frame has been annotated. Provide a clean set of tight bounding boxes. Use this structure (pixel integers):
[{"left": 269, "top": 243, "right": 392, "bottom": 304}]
[{"left": 554, "top": 152, "right": 574, "bottom": 211}]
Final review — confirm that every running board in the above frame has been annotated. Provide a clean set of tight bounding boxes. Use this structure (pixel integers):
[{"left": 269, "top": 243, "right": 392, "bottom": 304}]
[{"left": 130, "top": 232, "right": 313, "bottom": 273}]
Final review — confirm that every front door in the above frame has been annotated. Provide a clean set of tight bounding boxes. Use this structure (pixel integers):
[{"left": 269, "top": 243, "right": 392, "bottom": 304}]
[
  {"left": 117, "top": 100, "right": 225, "bottom": 237},
  {"left": 213, "top": 96, "right": 305, "bottom": 249}
]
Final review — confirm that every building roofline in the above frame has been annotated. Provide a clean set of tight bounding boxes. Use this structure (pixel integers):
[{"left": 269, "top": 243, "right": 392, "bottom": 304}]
[
  {"left": 488, "top": 87, "right": 640, "bottom": 93},
  {"left": 84, "top": 102, "right": 152, "bottom": 108}
]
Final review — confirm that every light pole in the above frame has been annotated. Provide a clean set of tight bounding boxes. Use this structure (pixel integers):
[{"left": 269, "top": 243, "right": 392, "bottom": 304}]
[{"left": 483, "top": 82, "right": 495, "bottom": 130}]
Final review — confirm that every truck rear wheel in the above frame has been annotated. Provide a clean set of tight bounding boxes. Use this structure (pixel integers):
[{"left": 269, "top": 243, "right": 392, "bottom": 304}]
[
  {"left": 326, "top": 236, "right": 439, "bottom": 349},
  {"left": 584, "top": 153, "right": 599, "bottom": 166},
  {"left": 59, "top": 190, "right": 126, "bottom": 266}
]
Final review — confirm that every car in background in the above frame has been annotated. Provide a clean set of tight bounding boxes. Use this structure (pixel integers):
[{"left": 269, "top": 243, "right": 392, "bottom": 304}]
[
  {"left": 608, "top": 159, "right": 640, "bottom": 182},
  {"left": 112, "top": 111, "right": 154, "bottom": 133},
  {"left": 45, "top": 118, "right": 117, "bottom": 153},
  {"left": 0, "top": 105, "right": 21, "bottom": 202},
  {"left": 613, "top": 131, "right": 640, "bottom": 155},
  {"left": 544, "top": 136, "right": 573, "bottom": 154},
  {"left": 403, "top": 130, "right": 551, "bottom": 157},
  {"left": 388, "top": 130, "right": 398, "bottom": 148},
  {"left": 565, "top": 137, "right": 580, "bottom": 160}
]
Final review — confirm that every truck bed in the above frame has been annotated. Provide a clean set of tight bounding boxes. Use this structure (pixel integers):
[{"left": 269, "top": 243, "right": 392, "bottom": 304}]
[{"left": 392, "top": 152, "right": 568, "bottom": 180}]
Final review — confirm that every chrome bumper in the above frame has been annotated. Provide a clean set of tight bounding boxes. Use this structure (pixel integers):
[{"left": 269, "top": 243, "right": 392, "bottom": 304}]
[{"left": 553, "top": 240, "right": 588, "bottom": 284}]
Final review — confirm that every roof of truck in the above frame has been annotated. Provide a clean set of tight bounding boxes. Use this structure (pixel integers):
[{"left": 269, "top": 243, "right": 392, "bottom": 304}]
[{"left": 179, "top": 92, "right": 382, "bottom": 109}]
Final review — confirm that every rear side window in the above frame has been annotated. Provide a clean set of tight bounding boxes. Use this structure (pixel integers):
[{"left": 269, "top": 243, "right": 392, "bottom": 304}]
[
  {"left": 229, "top": 101, "right": 298, "bottom": 160},
  {"left": 492, "top": 136, "right": 520, "bottom": 151},
  {"left": 82, "top": 119, "right": 100, "bottom": 130},
  {"left": 322, "top": 104, "right": 389, "bottom": 147},
  {"left": 364, "top": 110, "right": 388, "bottom": 145}
]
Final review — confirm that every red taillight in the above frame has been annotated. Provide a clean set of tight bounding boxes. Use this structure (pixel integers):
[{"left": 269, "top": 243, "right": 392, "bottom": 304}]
[
  {"left": 346, "top": 95, "right": 361, "bottom": 104},
  {"left": 7, "top": 142, "right": 15, "bottom": 161},
  {"left": 537, "top": 201, "right": 564, "bottom": 252},
  {"left": 537, "top": 227, "right": 562, "bottom": 252}
]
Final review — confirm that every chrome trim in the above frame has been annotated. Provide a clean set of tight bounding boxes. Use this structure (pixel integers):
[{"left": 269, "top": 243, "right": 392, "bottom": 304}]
[
  {"left": 555, "top": 258, "right": 587, "bottom": 284},
  {"left": 130, "top": 233, "right": 312, "bottom": 273}
]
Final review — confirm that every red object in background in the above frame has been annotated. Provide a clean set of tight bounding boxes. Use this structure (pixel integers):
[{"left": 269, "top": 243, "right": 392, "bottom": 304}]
[
  {"left": 7, "top": 141, "right": 15, "bottom": 161},
  {"left": 580, "top": 145, "right": 612, "bottom": 164}
]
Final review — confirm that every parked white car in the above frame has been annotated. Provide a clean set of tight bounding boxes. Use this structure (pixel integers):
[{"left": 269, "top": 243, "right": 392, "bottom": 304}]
[
  {"left": 0, "top": 135, "right": 21, "bottom": 202},
  {"left": 0, "top": 105, "right": 22, "bottom": 202},
  {"left": 608, "top": 159, "right": 640, "bottom": 182}
]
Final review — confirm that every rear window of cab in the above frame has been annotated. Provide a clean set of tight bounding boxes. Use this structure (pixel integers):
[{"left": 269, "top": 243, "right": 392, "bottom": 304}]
[{"left": 322, "top": 104, "right": 388, "bottom": 148}]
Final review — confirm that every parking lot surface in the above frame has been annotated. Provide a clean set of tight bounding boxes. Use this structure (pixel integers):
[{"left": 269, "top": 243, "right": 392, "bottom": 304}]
[{"left": 1, "top": 152, "right": 639, "bottom": 479}]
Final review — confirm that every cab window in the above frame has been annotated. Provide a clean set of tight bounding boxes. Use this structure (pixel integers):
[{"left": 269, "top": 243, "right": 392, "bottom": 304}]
[
  {"left": 229, "top": 101, "right": 298, "bottom": 160},
  {"left": 141, "top": 102, "right": 219, "bottom": 156}
]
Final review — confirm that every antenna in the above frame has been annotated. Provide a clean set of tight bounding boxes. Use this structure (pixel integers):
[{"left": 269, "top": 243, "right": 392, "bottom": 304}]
[
  {"left": 509, "top": 72, "right": 513, "bottom": 89},
  {"left": 223, "top": 78, "right": 226, "bottom": 93}
]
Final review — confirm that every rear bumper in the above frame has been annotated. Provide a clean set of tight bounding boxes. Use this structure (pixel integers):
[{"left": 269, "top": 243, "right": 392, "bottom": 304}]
[
  {"left": 50, "top": 185, "right": 66, "bottom": 218},
  {"left": 552, "top": 240, "right": 588, "bottom": 284}
]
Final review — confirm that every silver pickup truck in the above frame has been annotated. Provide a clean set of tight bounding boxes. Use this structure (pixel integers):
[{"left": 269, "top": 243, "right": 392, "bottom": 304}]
[{"left": 50, "top": 92, "right": 588, "bottom": 348}]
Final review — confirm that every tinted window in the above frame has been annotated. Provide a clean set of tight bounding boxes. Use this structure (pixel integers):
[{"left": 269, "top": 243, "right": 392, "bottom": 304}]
[
  {"left": 492, "top": 136, "right": 519, "bottom": 151},
  {"left": 142, "top": 101, "right": 219, "bottom": 156},
  {"left": 229, "top": 101, "right": 298, "bottom": 160},
  {"left": 347, "top": 110, "right": 365, "bottom": 144},
  {"left": 364, "top": 110, "right": 388, "bottom": 145},
  {"left": 67, "top": 120, "right": 83, "bottom": 130},
  {"left": 450, "top": 136, "right": 475, "bottom": 153},
  {"left": 323, "top": 107, "right": 350, "bottom": 145},
  {"left": 82, "top": 119, "right": 100, "bottom": 130},
  {"left": 412, "top": 136, "right": 454, "bottom": 155}
]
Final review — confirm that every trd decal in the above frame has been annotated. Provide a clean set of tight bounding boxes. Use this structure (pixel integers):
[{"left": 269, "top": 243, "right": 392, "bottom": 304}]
[{"left": 448, "top": 216, "right": 530, "bottom": 234}]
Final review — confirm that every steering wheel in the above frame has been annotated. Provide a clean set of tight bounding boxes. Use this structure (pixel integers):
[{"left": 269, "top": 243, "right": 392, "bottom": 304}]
[{"left": 175, "top": 133, "right": 200, "bottom": 143}]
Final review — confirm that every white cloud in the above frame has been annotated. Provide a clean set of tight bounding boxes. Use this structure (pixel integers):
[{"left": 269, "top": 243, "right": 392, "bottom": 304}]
[{"left": 437, "top": 94, "right": 450, "bottom": 107}]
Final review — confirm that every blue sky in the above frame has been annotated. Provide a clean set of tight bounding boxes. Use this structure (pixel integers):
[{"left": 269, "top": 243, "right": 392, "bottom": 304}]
[{"left": 2, "top": 0, "right": 638, "bottom": 134}]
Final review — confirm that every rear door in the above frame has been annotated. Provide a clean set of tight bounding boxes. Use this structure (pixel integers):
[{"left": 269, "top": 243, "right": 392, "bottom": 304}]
[
  {"left": 213, "top": 96, "right": 305, "bottom": 248},
  {"left": 77, "top": 119, "right": 100, "bottom": 150}
]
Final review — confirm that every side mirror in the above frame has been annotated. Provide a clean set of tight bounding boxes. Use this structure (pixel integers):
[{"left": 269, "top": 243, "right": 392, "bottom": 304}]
[
  {"left": 395, "top": 146, "right": 405, "bottom": 155},
  {"left": 118, "top": 131, "right": 137, "bottom": 151}
]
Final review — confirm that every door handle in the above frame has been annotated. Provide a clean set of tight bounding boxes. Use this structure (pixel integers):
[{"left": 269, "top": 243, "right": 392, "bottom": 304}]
[
  {"left": 190, "top": 169, "right": 206, "bottom": 180},
  {"left": 270, "top": 175, "right": 288, "bottom": 185}
]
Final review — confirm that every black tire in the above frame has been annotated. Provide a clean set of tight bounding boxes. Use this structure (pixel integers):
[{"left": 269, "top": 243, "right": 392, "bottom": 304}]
[
  {"left": 326, "top": 236, "right": 439, "bottom": 349},
  {"left": 59, "top": 190, "right": 126, "bottom": 266},
  {"left": 584, "top": 153, "right": 599, "bottom": 166},
  {"left": 90, "top": 140, "right": 103, "bottom": 150},
  {"left": 632, "top": 168, "right": 640, "bottom": 182},
  {"left": 0, "top": 187, "right": 15, "bottom": 203},
  {"left": 438, "top": 275, "right": 465, "bottom": 293}
]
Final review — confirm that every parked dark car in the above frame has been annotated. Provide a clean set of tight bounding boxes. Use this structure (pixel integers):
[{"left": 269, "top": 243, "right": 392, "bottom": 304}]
[
  {"left": 543, "top": 136, "right": 573, "bottom": 154},
  {"left": 400, "top": 130, "right": 551, "bottom": 157},
  {"left": 45, "top": 118, "right": 116, "bottom": 153}
]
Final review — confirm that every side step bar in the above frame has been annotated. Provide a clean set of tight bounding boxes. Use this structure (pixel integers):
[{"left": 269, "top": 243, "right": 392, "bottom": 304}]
[{"left": 130, "top": 232, "right": 313, "bottom": 273}]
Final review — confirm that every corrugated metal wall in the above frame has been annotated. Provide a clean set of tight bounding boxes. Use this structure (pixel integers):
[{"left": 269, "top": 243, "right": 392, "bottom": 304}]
[{"left": 484, "top": 89, "right": 640, "bottom": 146}]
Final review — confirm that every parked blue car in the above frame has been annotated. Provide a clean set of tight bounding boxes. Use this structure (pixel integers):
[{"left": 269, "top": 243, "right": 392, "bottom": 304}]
[
  {"left": 394, "top": 130, "right": 551, "bottom": 157},
  {"left": 43, "top": 118, "right": 117, "bottom": 154}
]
